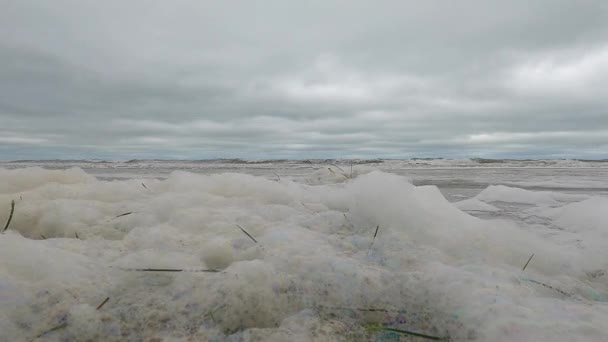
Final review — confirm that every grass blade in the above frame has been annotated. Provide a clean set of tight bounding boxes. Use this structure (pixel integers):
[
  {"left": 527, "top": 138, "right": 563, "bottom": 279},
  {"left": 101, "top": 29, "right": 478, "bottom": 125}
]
[
  {"left": 115, "top": 212, "right": 133, "bottom": 218},
  {"left": 96, "top": 297, "right": 110, "bottom": 310},
  {"left": 520, "top": 277, "right": 572, "bottom": 297},
  {"left": 3, "top": 199, "right": 15, "bottom": 232},
  {"left": 328, "top": 163, "right": 345, "bottom": 173},
  {"left": 117, "top": 267, "right": 220, "bottom": 273},
  {"left": 318, "top": 305, "right": 406, "bottom": 314},
  {"left": 373, "top": 225, "right": 380, "bottom": 239},
  {"left": 236, "top": 224, "right": 258, "bottom": 243},
  {"left": 136, "top": 268, "right": 183, "bottom": 272},
  {"left": 368, "top": 225, "right": 380, "bottom": 252},
  {"left": 327, "top": 167, "right": 348, "bottom": 179},
  {"left": 522, "top": 253, "right": 535, "bottom": 271},
  {"left": 35, "top": 322, "right": 67, "bottom": 339},
  {"left": 366, "top": 325, "right": 445, "bottom": 340}
]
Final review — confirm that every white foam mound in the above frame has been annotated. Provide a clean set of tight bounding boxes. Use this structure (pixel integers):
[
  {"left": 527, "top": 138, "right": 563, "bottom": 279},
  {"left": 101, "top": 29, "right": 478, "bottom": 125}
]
[
  {"left": 453, "top": 198, "right": 501, "bottom": 212},
  {"left": 475, "top": 185, "right": 588, "bottom": 206},
  {"left": 504, "top": 179, "right": 608, "bottom": 189},
  {"left": 0, "top": 167, "right": 96, "bottom": 194},
  {"left": 0, "top": 168, "right": 607, "bottom": 341},
  {"left": 536, "top": 197, "right": 608, "bottom": 234}
]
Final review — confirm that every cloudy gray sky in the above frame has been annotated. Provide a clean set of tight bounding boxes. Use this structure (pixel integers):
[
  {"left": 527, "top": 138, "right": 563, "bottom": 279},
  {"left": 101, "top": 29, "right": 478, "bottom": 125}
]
[{"left": 1, "top": 0, "right": 607, "bottom": 160}]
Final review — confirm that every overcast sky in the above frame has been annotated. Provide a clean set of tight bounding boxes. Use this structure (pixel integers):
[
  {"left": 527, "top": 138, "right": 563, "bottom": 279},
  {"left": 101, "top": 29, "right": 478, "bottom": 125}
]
[{"left": 1, "top": 0, "right": 607, "bottom": 160}]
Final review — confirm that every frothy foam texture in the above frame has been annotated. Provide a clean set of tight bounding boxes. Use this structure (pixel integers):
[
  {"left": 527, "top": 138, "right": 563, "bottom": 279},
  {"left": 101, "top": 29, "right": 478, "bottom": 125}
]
[{"left": 0, "top": 167, "right": 607, "bottom": 341}]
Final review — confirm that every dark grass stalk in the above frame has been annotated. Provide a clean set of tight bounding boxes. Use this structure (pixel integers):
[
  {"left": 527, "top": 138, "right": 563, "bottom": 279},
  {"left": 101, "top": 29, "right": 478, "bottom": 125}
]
[
  {"left": 40, "top": 234, "right": 46, "bottom": 240},
  {"left": 236, "top": 224, "right": 258, "bottom": 243},
  {"left": 328, "top": 163, "right": 345, "bottom": 173},
  {"left": 96, "top": 297, "right": 110, "bottom": 310},
  {"left": 3, "top": 199, "right": 15, "bottom": 232},
  {"left": 368, "top": 225, "right": 380, "bottom": 251},
  {"left": 75, "top": 232, "right": 79, "bottom": 239},
  {"left": 522, "top": 253, "right": 535, "bottom": 271},
  {"left": 118, "top": 267, "right": 220, "bottom": 273},
  {"left": 205, "top": 304, "right": 227, "bottom": 324},
  {"left": 327, "top": 168, "right": 348, "bottom": 180},
  {"left": 135, "top": 268, "right": 183, "bottom": 272},
  {"left": 319, "top": 305, "right": 407, "bottom": 314},
  {"left": 366, "top": 325, "right": 446, "bottom": 341},
  {"left": 35, "top": 322, "right": 67, "bottom": 339},
  {"left": 274, "top": 173, "right": 281, "bottom": 181},
  {"left": 522, "top": 278, "right": 572, "bottom": 297},
  {"left": 115, "top": 212, "right": 133, "bottom": 218},
  {"left": 141, "top": 183, "right": 149, "bottom": 190},
  {"left": 208, "top": 311, "right": 217, "bottom": 324}
]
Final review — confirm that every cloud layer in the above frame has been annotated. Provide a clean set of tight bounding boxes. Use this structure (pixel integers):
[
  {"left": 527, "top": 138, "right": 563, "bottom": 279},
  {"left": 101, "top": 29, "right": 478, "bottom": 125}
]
[{"left": 1, "top": 0, "right": 607, "bottom": 159}]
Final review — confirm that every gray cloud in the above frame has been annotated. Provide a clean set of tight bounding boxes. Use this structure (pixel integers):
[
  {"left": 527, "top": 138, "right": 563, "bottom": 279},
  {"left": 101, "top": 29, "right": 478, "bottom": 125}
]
[{"left": 1, "top": 0, "right": 607, "bottom": 160}]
